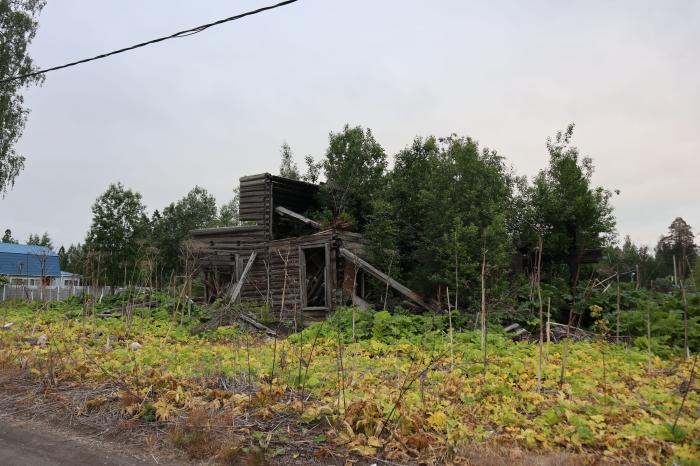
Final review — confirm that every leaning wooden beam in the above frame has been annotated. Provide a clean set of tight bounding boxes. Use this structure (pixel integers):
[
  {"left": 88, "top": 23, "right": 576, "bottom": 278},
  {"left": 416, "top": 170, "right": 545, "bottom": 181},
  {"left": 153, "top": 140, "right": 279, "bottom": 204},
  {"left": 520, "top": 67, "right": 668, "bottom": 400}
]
[
  {"left": 274, "top": 206, "right": 322, "bottom": 229},
  {"left": 339, "top": 247, "right": 436, "bottom": 312},
  {"left": 229, "top": 251, "right": 257, "bottom": 304}
]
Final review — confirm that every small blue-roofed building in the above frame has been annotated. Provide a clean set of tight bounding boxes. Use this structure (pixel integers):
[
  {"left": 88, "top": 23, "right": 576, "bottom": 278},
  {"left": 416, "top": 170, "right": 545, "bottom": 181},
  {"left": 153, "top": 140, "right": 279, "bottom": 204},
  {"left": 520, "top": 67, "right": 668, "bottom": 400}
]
[{"left": 0, "top": 243, "right": 80, "bottom": 287}]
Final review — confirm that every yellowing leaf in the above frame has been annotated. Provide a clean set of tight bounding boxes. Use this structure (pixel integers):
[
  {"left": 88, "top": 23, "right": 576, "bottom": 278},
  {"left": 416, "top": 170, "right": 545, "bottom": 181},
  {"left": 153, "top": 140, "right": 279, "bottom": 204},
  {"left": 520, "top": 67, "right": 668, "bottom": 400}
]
[
  {"left": 428, "top": 411, "right": 447, "bottom": 430},
  {"left": 367, "top": 436, "right": 384, "bottom": 448},
  {"left": 154, "top": 399, "right": 177, "bottom": 421}
]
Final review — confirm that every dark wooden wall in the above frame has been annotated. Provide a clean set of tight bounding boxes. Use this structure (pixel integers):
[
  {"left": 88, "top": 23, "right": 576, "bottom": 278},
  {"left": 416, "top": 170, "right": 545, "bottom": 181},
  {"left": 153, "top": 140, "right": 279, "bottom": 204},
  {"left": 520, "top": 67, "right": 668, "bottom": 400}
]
[
  {"left": 191, "top": 228, "right": 365, "bottom": 324},
  {"left": 238, "top": 174, "right": 272, "bottom": 240},
  {"left": 237, "top": 173, "right": 319, "bottom": 242},
  {"left": 191, "top": 173, "right": 366, "bottom": 324}
]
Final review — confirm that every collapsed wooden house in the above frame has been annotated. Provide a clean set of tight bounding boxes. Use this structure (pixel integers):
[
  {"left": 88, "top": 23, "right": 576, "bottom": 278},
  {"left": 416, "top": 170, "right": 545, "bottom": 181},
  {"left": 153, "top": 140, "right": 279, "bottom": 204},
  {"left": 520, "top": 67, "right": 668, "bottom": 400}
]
[{"left": 190, "top": 173, "right": 435, "bottom": 324}]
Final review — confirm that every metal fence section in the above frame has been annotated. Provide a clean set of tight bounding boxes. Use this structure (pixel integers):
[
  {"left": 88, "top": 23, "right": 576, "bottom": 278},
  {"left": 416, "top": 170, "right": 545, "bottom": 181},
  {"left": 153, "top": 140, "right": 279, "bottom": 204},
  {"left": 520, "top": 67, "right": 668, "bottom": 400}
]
[{"left": 0, "top": 285, "right": 136, "bottom": 302}]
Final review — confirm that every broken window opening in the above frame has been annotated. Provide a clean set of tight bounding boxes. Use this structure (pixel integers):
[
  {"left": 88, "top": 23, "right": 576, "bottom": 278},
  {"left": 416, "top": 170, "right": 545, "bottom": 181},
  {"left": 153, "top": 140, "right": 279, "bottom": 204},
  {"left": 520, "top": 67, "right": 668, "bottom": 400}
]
[{"left": 302, "top": 246, "right": 327, "bottom": 308}]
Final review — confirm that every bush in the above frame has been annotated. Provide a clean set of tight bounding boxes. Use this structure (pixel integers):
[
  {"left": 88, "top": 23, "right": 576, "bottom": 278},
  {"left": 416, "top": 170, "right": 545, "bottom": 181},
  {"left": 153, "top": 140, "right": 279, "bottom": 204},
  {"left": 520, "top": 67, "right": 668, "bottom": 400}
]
[{"left": 292, "top": 307, "right": 450, "bottom": 345}]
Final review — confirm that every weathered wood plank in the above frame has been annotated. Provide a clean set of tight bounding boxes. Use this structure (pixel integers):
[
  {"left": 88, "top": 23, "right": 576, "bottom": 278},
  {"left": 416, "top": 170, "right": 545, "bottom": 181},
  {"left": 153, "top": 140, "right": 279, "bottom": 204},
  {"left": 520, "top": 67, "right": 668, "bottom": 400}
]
[
  {"left": 338, "top": 247, "right": 436, "bottom": 311},
  {"left": 229, "top": 251, "right": 257, "bottom": 303},
  {"left": 274, "top": 206, "right": 321, "bottom": 229}
]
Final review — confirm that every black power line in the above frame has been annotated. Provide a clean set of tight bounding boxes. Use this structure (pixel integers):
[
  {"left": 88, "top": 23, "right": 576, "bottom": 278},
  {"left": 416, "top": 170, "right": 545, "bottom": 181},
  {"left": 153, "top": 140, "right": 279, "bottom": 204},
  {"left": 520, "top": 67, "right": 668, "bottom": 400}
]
[{"left": 0, "top": 0, "right": 299, "bottom": 85}]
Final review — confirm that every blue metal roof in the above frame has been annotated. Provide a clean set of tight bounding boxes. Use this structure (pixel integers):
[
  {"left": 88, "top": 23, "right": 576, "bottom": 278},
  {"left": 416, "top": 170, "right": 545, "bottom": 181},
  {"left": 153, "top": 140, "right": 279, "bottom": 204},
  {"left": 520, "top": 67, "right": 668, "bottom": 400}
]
[
  {"left": 0, "top": 244, "right": 61, "bottom": 277},
  {"left": 0, "top": 243, "right": 58, "bottom": 256}
]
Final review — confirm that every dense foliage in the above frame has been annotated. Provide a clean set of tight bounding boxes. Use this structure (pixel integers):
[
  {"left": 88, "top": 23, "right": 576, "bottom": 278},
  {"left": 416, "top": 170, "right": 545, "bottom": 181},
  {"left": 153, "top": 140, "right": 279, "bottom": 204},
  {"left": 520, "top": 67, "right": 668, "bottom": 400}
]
[
  {"left": 84, "top": 183, "right": 149, "bottom": 286},
  {"left": 0, "top": 0, "right": 45, "bottom": 194}
]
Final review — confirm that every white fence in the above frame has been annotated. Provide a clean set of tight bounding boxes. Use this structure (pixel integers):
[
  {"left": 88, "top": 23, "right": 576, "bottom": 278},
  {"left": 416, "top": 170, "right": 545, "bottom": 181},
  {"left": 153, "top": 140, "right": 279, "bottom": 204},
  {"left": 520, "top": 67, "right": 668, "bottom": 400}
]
[{"left": 0, "top": 285, "right": 134, "bottom": 302}]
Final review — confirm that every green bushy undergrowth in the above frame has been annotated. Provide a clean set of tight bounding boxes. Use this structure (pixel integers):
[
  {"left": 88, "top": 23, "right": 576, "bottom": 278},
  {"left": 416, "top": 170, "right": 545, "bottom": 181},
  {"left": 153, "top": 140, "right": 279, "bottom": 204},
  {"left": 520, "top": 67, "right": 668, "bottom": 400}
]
[{"left": 291, "top": 306, "right": 503, "bottom": 346}]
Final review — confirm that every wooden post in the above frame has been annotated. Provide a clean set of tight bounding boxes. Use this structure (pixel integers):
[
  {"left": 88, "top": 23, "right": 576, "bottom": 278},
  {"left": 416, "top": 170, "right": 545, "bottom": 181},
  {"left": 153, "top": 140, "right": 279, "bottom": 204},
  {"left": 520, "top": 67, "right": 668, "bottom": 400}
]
[
  {"left": 673, "top": 255, "right": 678, "bottom": 286},
  {"left": 325, "top": 243, "right": 332, "bottom": 310},
  {"left": 481, "top": 251, "right": 487, "bottom": 373},
  {"left": 447, "top": 286, "right": 454, "bottom": 369},
  {"left": 616, "top": 272, "right": 621, "bottom": 344},
  {"left": 536, "top": 236, "right": 544, "bottom": 392},
  {"left": 680, "top": 278, "right": 690, "bottom": 360},
  {"left": 646, "top": 304, "right": 652, "bottom": 375},
  {"left": 545, "top": 297, "right": 551, "bottom": 363}
]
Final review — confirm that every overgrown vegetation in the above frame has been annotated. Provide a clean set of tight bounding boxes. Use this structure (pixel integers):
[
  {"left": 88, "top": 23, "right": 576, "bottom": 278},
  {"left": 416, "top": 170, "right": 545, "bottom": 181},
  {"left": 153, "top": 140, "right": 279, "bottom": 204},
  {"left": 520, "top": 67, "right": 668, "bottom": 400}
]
[{"left": 0, "top": 296, "right": 698, "bottom": 464}]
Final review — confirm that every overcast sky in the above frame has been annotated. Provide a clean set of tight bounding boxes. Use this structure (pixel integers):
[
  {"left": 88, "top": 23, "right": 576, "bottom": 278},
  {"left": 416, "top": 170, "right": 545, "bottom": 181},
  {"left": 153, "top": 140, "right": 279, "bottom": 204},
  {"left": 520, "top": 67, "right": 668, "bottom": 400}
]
[{"left": 1, "top": 0, "right": 698, "bottom": 250}]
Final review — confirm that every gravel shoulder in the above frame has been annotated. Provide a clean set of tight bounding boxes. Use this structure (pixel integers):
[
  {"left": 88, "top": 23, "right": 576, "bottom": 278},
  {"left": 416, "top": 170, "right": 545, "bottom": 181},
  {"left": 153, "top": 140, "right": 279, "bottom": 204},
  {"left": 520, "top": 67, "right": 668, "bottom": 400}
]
[{"left": 0, "top": 419, "right": 158, "bottom": 466}]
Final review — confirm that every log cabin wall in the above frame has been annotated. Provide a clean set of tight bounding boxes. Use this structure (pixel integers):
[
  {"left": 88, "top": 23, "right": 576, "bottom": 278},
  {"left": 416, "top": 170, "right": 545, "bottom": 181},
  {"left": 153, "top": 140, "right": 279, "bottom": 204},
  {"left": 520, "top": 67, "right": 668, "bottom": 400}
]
[
  {"left": 191, "top": 227, "right": 365, "bottom": 324},
  {"left": 191, "top": 173, "right": 367, "bottom": 324},
  {"left": 238, "top": 173, "right": 319, "bottom": 241},
  {"left": 238, "top": 174, "right": 272, "bottom": 240}
]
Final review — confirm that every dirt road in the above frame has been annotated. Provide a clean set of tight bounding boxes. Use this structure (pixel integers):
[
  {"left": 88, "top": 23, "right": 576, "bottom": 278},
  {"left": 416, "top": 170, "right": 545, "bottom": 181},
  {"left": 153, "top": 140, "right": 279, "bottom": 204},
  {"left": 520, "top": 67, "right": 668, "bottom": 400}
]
[{"left": 0, "top": 420, "right": 157, "bottom": 466}]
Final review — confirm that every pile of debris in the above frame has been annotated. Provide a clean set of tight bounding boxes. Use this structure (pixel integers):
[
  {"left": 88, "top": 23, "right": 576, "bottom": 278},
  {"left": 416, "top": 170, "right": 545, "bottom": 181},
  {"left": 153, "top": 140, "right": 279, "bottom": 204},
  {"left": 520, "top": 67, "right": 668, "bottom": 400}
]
[{"left": 503, "top": 322, "right": 593, "bottom": 342}]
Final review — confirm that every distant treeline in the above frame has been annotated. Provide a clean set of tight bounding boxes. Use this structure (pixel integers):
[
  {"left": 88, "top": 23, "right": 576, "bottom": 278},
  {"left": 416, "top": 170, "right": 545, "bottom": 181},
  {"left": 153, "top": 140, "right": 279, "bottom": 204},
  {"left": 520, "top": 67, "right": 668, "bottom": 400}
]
[{"left": 5, "top": 124, "right": 697, "bottom": 312}]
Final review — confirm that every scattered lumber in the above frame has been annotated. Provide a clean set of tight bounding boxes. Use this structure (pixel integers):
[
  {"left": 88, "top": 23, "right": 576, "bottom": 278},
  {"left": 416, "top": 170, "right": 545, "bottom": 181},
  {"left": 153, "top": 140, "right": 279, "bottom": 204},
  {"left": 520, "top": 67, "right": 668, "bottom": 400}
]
[
  {"left": 503, "top": 323, "right": 519, "bottom": 333},
  {"left": 503, "top": 323, "right": 529, "bottom": 340},
  {"left": 352, "top": 294, "right": 370, "bottom": 310},
  {"left": 21, "top": 334, "right": 47, "bottom": 346},
  {"left": 503, "top": 322, "right": 592, "bottom": 342},
  {"left": 97, "top": 300, "right": 159, "bottom": 318},
  {"left": 549, "top": 322, "right": 592, "bottom": 341},
  {"left": 239, "top": 313, "right": 277, "bottom": 337}
]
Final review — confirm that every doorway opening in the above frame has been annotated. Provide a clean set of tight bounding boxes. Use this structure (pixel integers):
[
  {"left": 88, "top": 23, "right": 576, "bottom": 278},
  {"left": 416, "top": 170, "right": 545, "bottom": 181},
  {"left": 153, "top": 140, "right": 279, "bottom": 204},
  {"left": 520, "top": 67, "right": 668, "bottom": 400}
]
[{"left": 301, "top": 246, "right": 327, "bottom": 309}]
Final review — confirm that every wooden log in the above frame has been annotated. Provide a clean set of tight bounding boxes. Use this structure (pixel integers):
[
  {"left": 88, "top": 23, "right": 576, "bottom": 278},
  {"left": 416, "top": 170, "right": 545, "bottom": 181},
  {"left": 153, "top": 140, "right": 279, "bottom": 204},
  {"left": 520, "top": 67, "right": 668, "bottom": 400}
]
[
  {"left": 274, "top": 206, "right": 322, "bottom": 229},
  {"left": 503, "top": 323, "right": 520, "bottom": 333},
  {"left": 338, "top": 247, "right": 437, "bottom": 311},
  {"left": 239, "top": 313, "right": 277, "bottom": 337}
]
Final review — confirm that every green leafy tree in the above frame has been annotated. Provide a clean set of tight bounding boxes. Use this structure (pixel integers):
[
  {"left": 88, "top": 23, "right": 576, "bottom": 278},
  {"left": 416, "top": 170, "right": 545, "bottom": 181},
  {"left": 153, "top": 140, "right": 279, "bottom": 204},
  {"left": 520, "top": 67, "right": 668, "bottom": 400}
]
[
  {"left": 364, "top": 198, "right": 401, "bottom": 276},
  {"left": 320, "top": 125, "right": 387, "bottom": 228},
  {"left": 374, "top": 137, "right": 438, "bottom": 291},
  {"left": 367, "top": 135, "right": 516, "bottom": 308},
  {"left": 57, "top": 245, "right": 66, "bottom": 268},
  {"left": 426, "top": 137, "right": 516, "bottom": 306},
  {"left": 522, "top": 124, "right": 616, "bottom": 291},
  {"left": 2, "top": 228, "right": 17, "bottom": 243},
  {"left": 60, "top": 243, "right": 85, "bottom": 275},
  {"left": 0, "top": 0, "right": 46, "bottom": 194},
  {"left": 655, "top": 217, "right": 697, "bottom": 281},
  {"left": 85, "top": 183, "right": 148, "bottom": 286},
  {"left": 279, "top": 142, "right": 300, "bottom": 180},
  {"left": 26, "top": 231, "right": 52, "bottom": 249},
  {"left": 152, "top": 186, "right": 218, "bottom": 277},
  {"left": 217, "top": 187, "right": 240, "bottom": 226},
  {"left": 301, "top": 155, "right": 322, "bottom": 184}
]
